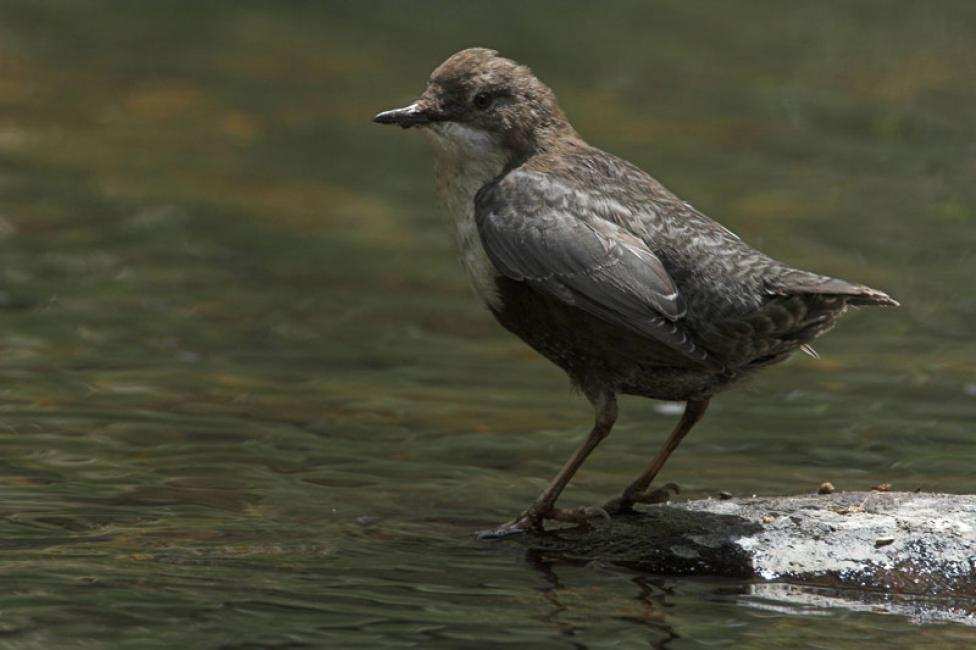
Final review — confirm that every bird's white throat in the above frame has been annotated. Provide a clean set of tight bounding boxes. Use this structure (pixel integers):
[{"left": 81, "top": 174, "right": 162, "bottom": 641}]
[{"left": 424, "top": 123, "right": 508, "bottom": 309}]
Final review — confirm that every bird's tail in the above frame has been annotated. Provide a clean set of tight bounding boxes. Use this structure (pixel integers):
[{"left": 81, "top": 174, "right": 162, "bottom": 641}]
[{"left": 770, "top": 271, "right": 899, "bottom": 307}]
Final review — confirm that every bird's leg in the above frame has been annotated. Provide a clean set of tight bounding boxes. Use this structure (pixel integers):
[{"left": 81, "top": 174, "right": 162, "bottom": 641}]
[
  {"left": 604, "top": 399, "right": 709, "bottom": 514},
  {"left": 478, "top": 393, "right": 618, "bottom": 538}
]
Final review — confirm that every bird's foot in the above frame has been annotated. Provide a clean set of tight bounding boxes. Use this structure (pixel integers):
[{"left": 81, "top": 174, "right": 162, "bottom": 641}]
[
  {"left": 477, "top": 504, "right": 611, "bottom": 539},
  {"left": 603, "top": 482, "right": 680, "bottom": 515},
  {"left": 477, "top": 512, "right": 540, "bottom": 539}
]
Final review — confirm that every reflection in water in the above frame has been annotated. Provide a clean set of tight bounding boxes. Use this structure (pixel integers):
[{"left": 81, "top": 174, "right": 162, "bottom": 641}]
[
  {"left": 527, "top": 553, "right": 589, "bottom": 648},
  {"left": 0, "top": 0, "right": 974, "bottom": 647},
  {"left": 746, "top": 583, "right": 976, "bottom": 627},
  {"left": 525, "top": 551, "right": 680, "bottom": 649}
]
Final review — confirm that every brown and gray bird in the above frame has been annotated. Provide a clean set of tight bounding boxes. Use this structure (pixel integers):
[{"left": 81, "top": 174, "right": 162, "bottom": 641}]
[{"left": 374, "top": 48, "right": 897, "bottom": 537}]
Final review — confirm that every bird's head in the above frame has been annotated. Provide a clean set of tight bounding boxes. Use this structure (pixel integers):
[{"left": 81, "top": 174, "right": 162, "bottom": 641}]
[{"left": 373, "top": 48, "right": 577, "bottom": 165}]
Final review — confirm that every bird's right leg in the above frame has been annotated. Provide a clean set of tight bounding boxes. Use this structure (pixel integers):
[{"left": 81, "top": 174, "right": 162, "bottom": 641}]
[{"left": 478, "top": 393, "right": 618, "bottom": 538}]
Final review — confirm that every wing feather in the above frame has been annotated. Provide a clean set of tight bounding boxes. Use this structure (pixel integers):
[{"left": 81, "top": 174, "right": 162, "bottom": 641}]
[{"left": 475, "top": 171, "right": 713, "bottom": 366}]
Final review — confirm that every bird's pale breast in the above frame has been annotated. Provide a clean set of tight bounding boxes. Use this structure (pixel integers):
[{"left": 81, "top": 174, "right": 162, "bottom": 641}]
[{"left": 428, "top": 124, "right": 508, "bottom": 309}]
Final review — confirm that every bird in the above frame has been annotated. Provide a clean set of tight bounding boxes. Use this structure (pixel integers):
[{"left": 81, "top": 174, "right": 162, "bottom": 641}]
[{"left": 373, "top": 48, "right": 898, "bottom": 538}]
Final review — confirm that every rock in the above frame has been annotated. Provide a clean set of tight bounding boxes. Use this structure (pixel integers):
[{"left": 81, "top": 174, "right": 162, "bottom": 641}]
[{"left": 511, "top": 491, "right": 976, "bottom": 625}]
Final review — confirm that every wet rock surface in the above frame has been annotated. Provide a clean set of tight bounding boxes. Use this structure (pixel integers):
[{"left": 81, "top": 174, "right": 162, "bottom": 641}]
[{"left": 512, "top": 491, "right": 976, "bottom": 624}]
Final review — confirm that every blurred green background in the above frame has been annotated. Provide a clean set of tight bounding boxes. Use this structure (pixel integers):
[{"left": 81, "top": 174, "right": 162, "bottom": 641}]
[{"left": 0, "top": 1, "right": 973, "bottom": 647}]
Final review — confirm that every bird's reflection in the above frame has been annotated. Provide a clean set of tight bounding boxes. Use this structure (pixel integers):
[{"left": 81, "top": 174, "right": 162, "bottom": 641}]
[
  {"left": 525, "top": 550, "right": 587, "bottom": 648},
  {"left": 524, "top": 549, "right": 680, "bottom": 649}
]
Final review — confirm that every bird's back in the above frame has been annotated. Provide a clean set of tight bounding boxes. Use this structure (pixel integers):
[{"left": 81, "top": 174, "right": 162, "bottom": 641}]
[{"left": 485, "top": 143, "right": 896, "bottom": 377}]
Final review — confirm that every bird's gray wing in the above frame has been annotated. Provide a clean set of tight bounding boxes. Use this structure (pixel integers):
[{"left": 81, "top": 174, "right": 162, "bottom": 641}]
[{"left": 475, "top": 170, "right": 712, "bottom": 366}]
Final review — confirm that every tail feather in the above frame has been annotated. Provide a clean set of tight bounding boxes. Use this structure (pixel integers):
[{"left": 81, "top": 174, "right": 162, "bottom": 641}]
[{"left": 772, "top": 273, "right": 899, "bottom": 307}]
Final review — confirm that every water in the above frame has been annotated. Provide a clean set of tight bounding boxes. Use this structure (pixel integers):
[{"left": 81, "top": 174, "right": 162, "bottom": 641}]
[{"left": 0, "top": 1, "right": 974, "bottom": 647}]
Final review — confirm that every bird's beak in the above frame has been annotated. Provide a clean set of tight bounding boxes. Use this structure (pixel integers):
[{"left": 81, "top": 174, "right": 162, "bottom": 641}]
[{"left": 372, "top": 102, "right": 432, "bottom": 129}]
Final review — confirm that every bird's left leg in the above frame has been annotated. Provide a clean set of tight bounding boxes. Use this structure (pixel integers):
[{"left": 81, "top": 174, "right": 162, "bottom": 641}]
[
  {"left": 604, "top": 398, "right": 709, "bottom": 514},
  {"left": 478, "top": 393, "right": 618, "bottom": 538}
]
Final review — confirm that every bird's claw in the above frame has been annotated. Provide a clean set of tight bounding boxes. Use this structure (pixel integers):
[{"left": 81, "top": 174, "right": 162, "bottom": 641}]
[
  {"left": 477, "top": 504, "right": 611, "bottom": 538},
  {"left": 634, "top": 482, "right": 680, "bottom": 504},
  {"left": 604, "top": 482, "right": 681, "bottom": 514},
  {"left": 575, "top": 504, "right": 612, "bottom": 523},
  {"left": 548, "top": 505, "right": 611, "bottom": 528},
  {"left": 477, "top": 509, "right": 543, "bottom": 539}
]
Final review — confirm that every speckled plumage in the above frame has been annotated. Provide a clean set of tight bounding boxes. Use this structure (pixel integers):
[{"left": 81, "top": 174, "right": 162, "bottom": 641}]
[
  {"left": 475, "top": 149, "right": 895, "bottom": 400},
  {"left": 374, "top": 48, "right": 897, "bottom": 535}
]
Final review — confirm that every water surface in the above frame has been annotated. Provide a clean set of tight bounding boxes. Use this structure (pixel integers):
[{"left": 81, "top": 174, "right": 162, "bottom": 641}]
[{"left": 0, "top": 1, "right": 974, "bottom": 647}]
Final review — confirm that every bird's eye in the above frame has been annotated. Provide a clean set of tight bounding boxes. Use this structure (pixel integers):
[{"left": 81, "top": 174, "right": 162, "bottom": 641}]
[{"left": 473, "top": 92, "right": 493, "bottom": 110}]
